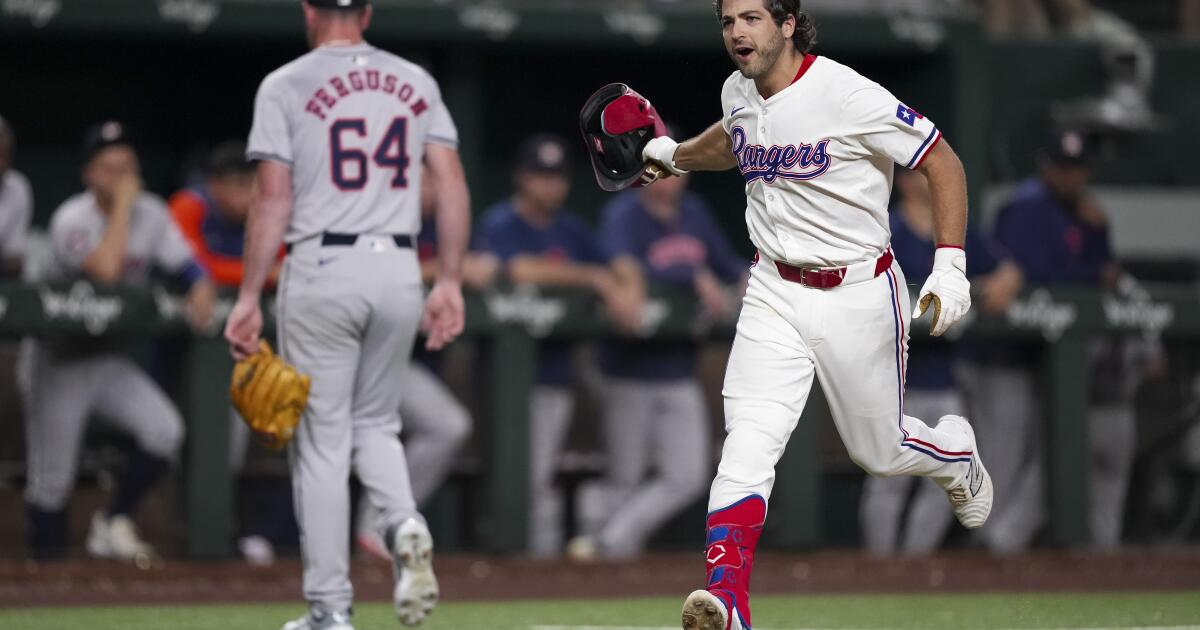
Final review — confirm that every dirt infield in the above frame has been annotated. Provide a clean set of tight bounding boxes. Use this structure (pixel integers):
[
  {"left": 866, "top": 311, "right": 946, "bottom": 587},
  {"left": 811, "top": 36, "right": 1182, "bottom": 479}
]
[{"left": 3, "top": 550, "right": 1199, "bottom": 607}]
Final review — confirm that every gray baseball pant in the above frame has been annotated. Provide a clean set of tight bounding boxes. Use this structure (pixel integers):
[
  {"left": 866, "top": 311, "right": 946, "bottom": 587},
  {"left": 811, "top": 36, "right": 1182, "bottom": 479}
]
[
  {"left": 859, "top": 388, "right": 961, "bottom": 555},
  {"left": 278, "top": 237, "right": 424, "bottom": 613},
  {"left": 529, "top": 385, "right": 573, "bottom": 557},
  {"left": 398, "top": 362, "right": 472, "bottom": 505},
  {"left": 955, "top": 361, "right": 1045, "bottom": 552},
  {"left": 18, "top": 340, "right": 184, "bottom": 511},
  {"left": 583, "top": 378, "right": 710, "bottom": 558}
]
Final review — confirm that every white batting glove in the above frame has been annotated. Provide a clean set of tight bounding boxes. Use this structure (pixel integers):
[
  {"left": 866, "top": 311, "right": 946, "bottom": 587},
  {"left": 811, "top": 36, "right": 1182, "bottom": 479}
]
[
  {"left": 642, "top": 136, "right": 688, "bottom": 176},
  {"left": 912, "top": 247, "right": 972, "bottom": 337}
]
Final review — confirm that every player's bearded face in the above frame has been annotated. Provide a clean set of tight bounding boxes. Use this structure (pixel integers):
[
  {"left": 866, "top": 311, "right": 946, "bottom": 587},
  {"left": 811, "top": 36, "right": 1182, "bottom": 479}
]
[{"left": 725, "top": 14, "right": 788, "bottom": 79}]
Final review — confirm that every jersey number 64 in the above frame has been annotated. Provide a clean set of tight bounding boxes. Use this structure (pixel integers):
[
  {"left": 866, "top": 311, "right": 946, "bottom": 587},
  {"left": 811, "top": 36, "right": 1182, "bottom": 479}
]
[{"left": 329, "top": 117, "right": 410, "bottom": 191}]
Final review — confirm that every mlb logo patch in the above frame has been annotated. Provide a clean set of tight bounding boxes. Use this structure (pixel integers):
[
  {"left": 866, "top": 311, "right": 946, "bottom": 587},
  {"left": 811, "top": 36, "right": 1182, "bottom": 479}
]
[{"left": 896, "top": 103, "right": 923, "bottom": 127}]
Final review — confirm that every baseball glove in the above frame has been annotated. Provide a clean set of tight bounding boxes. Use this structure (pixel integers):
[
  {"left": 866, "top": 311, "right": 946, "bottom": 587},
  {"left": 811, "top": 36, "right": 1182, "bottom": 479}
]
[{"left": 230, "top": 340, "right": 311, "bottom": 450}]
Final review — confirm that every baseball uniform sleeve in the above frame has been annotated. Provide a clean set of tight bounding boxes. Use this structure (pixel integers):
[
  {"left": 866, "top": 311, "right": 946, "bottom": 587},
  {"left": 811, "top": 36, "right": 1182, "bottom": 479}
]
[
  {"left": 842, "top": 86, "right": 942, "bottom": 170},
  {"left": 719, "top": 72, "right": 741, "bottom": 135},
  {"left": 993, "top": 200, "right": 1054, "bottom": 281},
  {"left": 598, "top": 195, "right": 642, "bottom": 261},
  {"left": 1, "top": 172, "right": 33, "bottom": 258},
  {"left": 965, "top": 227, "right": 1001, "bottom": 277},
  {"left": 567, "top": 216, "right": 604, "bottom": 265},
  {"left": 423, "top": 81, "right": 459, "bottom": 149},
  {"left": 49, "top": 202, "right": 101, "bottom": 273},
  {"left": 476, "top": 212, "right": 523, "bottom": 262},
  {"left": 146, "top": 196, "right": 200, "bottom": 276},
  {"left": 247, "top": 74, "right": 293, "bottom": 166}
]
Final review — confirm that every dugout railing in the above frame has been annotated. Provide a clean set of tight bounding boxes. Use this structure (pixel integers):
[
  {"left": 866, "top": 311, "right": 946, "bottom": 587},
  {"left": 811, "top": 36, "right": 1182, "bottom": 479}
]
[{"left": 0, "top": 281, "right": 1196, "bottom": 557}]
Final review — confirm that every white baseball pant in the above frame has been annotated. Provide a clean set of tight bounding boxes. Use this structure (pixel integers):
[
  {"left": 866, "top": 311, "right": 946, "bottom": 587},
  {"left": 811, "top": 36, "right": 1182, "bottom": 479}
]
[
  {"left": 859, "top": 388, "right": 962, "bottom": 554},
  {"left": 711, "top": 255, "right": 973, "bottom": 513}
]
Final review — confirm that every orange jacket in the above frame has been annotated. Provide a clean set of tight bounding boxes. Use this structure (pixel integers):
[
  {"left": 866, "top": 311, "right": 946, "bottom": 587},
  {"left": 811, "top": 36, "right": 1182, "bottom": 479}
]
[{"left": 168, "top": 188, "right": 283, "bottom": 289}]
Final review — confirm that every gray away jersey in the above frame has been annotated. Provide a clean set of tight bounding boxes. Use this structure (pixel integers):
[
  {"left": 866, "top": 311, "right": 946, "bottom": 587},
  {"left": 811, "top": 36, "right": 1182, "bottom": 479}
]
[
  {"left": 247, "top": 42, "right": 458, "bottom": 243},
  {"left": 45, "top": 191, "right": 195, "bottom": 285},
  {"left": 0, "top": 170, "right": 33, "bottom": 260}
]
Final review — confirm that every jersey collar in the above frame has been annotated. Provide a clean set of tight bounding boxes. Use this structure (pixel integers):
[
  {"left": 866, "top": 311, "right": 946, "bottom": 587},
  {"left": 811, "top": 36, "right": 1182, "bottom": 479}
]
[
  {"left": 792, "top": 53, "right": 818, "bottom": 84},
  {"left": 757, "top": 54, "right": 819, "bottom": 103}
]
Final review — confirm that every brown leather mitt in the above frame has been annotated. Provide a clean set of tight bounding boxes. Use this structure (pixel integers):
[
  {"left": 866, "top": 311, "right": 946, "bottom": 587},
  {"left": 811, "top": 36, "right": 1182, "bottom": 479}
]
[{"left": 230, "top": 340, "right": 310, "bottom": 450}]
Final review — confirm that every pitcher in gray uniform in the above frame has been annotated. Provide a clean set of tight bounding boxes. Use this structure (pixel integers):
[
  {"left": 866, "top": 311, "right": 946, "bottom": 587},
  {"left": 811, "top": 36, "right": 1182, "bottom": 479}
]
[
  {"left": 20, "top": 121, "right": 217, "bottom": 562},
  {"left": 223, "top": 2, "right": 470, "bottom": 629},
  {"left": 0, "top": 115, "right": 32, "bottom": 277}
]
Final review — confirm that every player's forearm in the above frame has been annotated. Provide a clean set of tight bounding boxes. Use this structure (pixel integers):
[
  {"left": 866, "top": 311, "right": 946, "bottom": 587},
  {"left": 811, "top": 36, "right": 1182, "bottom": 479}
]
[
  {"left": 241, "top": 198, "right": 289, "bottom": 299},
  {"left": 918, "top": 140, "right": 968, "bottom": 248},
  {"left": 82, "top": 212, "right": 132, "bottom": 283},
  {"left": 610, "top": 256, "right": 646, "bottom": 299},
  {"left": 427, "top": 145, "right": 471, "bottom": 283},
  {"left": 434, "top": 185, "right": 470, "bottom": 283},
  {"left": 674, "top": 122, "right": 737, "bottom": 172},
  {"left": 507, "top": 258, "right": 605, "bottom": 289}
]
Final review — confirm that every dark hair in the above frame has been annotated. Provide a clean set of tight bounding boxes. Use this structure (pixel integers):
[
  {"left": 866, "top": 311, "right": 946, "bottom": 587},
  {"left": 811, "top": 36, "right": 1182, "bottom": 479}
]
[
  {"left": 714, "top": 0, "right": 818, "bottom": 54},
  {"left": 208, "top": 141, "right": 254, "bottom": 177}
]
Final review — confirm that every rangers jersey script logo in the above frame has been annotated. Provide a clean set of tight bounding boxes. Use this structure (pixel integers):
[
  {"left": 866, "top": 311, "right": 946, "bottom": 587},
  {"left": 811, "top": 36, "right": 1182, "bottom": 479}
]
[{"left": 730, "top": 126, "right": 831, "bottom": 184}]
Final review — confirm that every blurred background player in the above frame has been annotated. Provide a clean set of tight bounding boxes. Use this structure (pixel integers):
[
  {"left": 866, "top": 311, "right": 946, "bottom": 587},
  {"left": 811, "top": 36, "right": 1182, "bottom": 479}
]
[
  {"left": 168, "top": 141, "right": 291, "bottom": 565},
  {"left": 858, "top": 168, "right": 1023, "bottom": 555},
  {"left": 569, "top": 157, "right": 746, "bottom": 561},
  {"left": 0, "top": 115, "right": 32, "bottom": 278},
  {"left": 977, "top": 129, "right": 1164, "bottom": 550},
  {"left": 475, "top": 133, "right": 639, "bottom": 557},
  {"left": 19, "top": 121, "right": 217, "bottom": 561},
  {"left": 355, "top": 165, "right": 496, "bottom": 560}
]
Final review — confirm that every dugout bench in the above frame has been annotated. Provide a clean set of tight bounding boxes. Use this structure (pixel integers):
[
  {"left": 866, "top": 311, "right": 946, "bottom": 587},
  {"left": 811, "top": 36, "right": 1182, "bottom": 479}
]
[{"left": 0, "top": 281, "right": 1196, "bottom": 557}]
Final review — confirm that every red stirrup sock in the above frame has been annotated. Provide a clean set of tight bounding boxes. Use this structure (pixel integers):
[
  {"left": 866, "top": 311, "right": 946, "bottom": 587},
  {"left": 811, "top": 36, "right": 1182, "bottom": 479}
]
[{"left": 704, "top": 495, "right": 766, "bottom": 630}]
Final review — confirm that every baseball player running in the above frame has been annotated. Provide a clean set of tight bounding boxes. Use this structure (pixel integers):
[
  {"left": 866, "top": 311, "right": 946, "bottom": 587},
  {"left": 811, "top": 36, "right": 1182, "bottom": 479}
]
[
  {"left": 638, "top": 2, "right": 993, "bottom": 628},
  {"left": 223, "top": 2, "right": 470, "bottom": 629}
]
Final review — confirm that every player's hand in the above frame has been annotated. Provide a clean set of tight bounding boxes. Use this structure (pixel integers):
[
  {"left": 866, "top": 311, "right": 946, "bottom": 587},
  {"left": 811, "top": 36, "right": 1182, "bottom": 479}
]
[
  {"left": 224, "top": 294, "right": 263, "bottom": 360},
  {"left": 694, "top": 268, "right": 734, "bottom": 319},
  {"left": 463, "top": 253, "right": 500, "bottom": 290},
  {"left": 642, "top": 137, "right": 687, "bottom": 177},
  {"left": 422, "top": 278, "right": 465, "bottom": 351},
  {"left": 978, "top": 260, "right": 1022, "bottom": 315},
  {"left": 185, "top": 278, "right": 218, "bottom": 333},
  {"left": 111, "top": 173, "right": 142, "bottom": 214},
  {"left": 912, "top": 247, "right": 971, "bottom": 337},
  {"left": 591, "top": 269, "right": 642, "bottom": 333}
]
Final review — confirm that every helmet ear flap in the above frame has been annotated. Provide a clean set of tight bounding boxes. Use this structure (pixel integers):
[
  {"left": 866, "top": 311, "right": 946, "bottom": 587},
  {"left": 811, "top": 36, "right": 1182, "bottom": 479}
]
[{"left": 579, "top": 83, "right": 667, "bottom": 192}]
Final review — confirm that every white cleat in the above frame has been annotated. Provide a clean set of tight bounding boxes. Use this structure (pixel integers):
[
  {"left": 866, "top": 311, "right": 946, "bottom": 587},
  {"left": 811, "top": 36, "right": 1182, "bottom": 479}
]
[
  {"left": 85, "top": 512, "right": 155, "bottom": 563},
  {"left": 938, "top": 415, "right": 994, "bottom": 529},
  {"left": 682, "top": 589, "right": 741, "bottom": 630},
  {"left": 391, "top": 518, "right": 439, "bottom": 626},
  {"left": 565, "top": 535, "right": 600, "bottom": 563},
  {"left": 280, "top": 609, "right": 354, "bottom": 630}
]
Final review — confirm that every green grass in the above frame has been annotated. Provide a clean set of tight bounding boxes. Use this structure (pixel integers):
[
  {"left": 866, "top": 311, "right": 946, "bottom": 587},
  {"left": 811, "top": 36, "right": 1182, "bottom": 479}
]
[{"left": 1, "top": 592, "right": 1198, "bottom": 630}]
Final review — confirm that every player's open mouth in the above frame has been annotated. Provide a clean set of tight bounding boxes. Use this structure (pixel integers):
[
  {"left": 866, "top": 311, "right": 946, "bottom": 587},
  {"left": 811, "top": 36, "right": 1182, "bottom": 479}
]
[{"left": 734, "top": 46, "right": 754, "bottom": 62}]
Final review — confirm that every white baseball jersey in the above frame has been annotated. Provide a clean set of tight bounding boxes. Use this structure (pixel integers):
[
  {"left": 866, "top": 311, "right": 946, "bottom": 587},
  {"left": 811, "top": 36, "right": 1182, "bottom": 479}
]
[
  {"left": 0, "top": 169, "right": 33, "bottom": 261},
  {"left": 45, "top": 191, "right": 195, "bottom": 284},
  {"left": 721, "top": 55, "right": 942, "bottom": 268},
  {"left": 247, "top": 42, "right": 458, "bottom": 244}
]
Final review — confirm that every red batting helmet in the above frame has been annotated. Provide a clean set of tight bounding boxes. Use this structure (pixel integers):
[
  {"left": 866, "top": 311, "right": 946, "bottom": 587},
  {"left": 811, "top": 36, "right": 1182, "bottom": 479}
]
[{"left": 579, "top": 83, "right": 668, "bottom": 192}]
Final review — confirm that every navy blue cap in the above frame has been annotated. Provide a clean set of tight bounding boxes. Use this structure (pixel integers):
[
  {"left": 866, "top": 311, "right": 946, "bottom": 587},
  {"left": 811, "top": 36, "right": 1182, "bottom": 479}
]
[
  {"left": 1043, "top": 129, "right": 1092, "bottom": 166},
  {"left": 516, "top": 133, "right": 570, "bottom": 174},
  {"left": 81, "top": 121, "right": 134, "bottom": 164}
]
